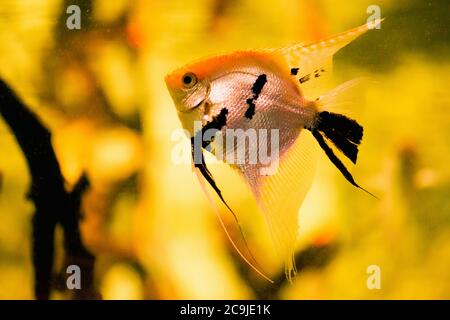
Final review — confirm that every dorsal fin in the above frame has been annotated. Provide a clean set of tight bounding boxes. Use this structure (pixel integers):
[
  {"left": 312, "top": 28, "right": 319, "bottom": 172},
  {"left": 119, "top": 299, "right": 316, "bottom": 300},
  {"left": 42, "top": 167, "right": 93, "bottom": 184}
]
[{"left": 275, "top": 19, "right": 383, "bottom": 98}]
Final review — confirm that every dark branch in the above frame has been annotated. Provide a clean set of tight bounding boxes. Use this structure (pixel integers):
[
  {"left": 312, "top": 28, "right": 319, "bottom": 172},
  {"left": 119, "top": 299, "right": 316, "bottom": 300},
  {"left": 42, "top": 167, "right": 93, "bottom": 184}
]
[{"left": 0, "top": 79, "right": 99, "bottom": 299}]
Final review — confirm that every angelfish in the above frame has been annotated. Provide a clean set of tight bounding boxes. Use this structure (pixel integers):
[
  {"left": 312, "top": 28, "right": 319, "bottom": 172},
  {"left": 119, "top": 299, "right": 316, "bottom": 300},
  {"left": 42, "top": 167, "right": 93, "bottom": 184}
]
[{"left": 165, "top": 20, "right": 381, "bottom": 281}]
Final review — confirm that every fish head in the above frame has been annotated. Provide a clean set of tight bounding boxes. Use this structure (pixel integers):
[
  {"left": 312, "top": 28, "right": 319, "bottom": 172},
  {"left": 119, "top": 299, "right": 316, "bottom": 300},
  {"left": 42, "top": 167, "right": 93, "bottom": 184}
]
[
  {"left": 165, "top": 65, "right": 209, "bottom": 112},
  {"left": 165, "top": 60, "right": 216, "bottom": 134}
]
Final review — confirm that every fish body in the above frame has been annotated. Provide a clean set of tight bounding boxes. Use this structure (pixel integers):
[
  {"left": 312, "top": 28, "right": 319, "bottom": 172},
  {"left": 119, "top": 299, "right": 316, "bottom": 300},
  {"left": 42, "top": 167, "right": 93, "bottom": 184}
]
[
  {"left": 166, "top": 50, "right": 316, "bottom": 135},
  {"left": 165, "top": 20, "right": 381, "bottom": 280}
]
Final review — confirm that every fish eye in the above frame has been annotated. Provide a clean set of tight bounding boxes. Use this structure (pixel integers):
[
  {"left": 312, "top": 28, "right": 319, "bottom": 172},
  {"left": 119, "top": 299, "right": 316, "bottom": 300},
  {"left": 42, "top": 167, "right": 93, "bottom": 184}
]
[{"left": 182, "top": 72, "right": 197, "bottom": 88}]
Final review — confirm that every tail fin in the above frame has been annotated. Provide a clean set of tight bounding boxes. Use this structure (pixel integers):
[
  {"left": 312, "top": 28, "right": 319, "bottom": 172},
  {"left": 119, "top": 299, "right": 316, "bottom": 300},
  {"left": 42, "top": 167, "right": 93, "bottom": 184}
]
[
  {"left": 314, "top": 111, "right": 362, "bottom": 164},
  {"left": 308, "top": 104, "right": 376, "bottom": 198}
]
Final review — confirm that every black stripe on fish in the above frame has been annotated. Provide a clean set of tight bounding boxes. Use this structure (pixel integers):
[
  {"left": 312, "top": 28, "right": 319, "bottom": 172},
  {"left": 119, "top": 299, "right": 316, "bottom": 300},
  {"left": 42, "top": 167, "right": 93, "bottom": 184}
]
[
  {"left": 190, "top": 107, "right": 230, "bottom": 202},
  {"left": 309, "top": 129, "right": 376, "bottom": 198},
  {"left": 251, "top": 74, "right": 267, "bottom": 96},
  {"left": 245, "top": 74, "right": 267, "bottom": 120},
  {"left": 315, "top": 111, "right": 363, "bottom": 163},
  {"left": 190, "top": 107, "right": 234, "bottom": 214},
  {"left": 193, "top": 107, "right": 228, "bottom": 149},
  {"left": 191, "top": 138, "right": 231, "bottom": 207},
  {"left": 309, "top": 129, "right": 377, "bottom": 198},
  {"left": 309, "top": 111, "right": 362, "bottom": 163},
  {"left": 314, "top": 68, "right": 325, "bottom": 78},
  {"left": 299, "top": 74, "right": 311, "bottom": 84},
  {"left": 317, "top": 111, "right": 363, "bottom": 145},
  {"left": 290, "top": 68, "right": 299, "bottom": 75},
  {"left": 245, "top": 98, "right": 256, "bottom": 120},
  {"left": 191, "top": 135, "right": 245, "bottom": 223}
]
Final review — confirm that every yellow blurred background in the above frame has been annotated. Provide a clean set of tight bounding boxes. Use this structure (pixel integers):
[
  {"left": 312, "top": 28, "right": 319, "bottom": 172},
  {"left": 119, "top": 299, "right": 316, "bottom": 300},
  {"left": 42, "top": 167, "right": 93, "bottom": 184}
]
[{"left": 0, "top": 0, "right": 449, "bottom": 299}]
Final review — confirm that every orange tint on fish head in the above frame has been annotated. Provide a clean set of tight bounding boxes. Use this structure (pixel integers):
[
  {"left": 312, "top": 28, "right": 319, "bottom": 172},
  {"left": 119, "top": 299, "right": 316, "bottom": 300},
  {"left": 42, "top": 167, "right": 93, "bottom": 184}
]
[
  {"left": 164, "top": 58, "right": 220, "bottom": 110},
  {"left": 165, "top": 54, "right": 236, "bottom": 90},
  {"left": 165, "top": 54, "right": 243, "bottom": 114}
]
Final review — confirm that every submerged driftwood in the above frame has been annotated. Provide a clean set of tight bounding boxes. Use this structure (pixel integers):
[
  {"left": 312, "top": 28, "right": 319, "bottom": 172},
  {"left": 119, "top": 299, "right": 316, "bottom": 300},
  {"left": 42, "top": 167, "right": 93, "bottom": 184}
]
[{"left": 0, "top": 79, "right": 98, "bottom": 299}]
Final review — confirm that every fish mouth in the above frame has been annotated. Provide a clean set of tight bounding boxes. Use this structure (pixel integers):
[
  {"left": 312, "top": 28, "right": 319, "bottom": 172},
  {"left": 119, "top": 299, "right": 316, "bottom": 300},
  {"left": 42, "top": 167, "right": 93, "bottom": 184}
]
[
  {"left": 180, "top": 82, "right": 210, "bottom": 114},
  {"left": 178, "top": 98, "right": 204, "bottom": 114},
  {"left": 192, "top": 98, "right": 205, "bottom": 110}
]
